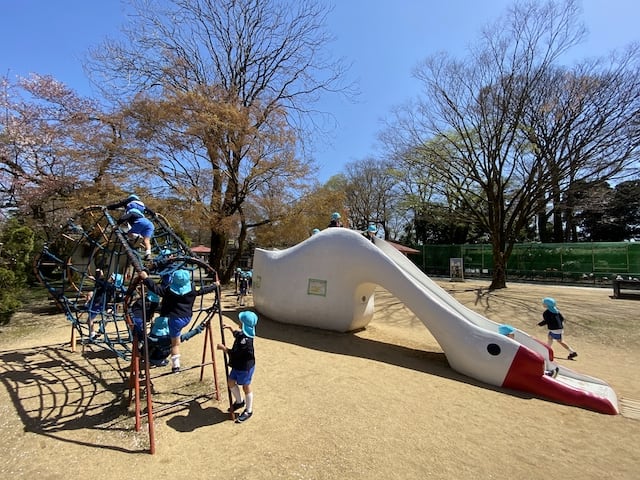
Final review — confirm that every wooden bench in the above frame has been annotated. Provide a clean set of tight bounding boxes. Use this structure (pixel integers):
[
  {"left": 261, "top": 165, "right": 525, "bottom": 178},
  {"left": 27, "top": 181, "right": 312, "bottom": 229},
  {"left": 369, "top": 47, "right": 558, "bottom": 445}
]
[{"left": 612, "top": 279, "right": 640, "bottom": 299}]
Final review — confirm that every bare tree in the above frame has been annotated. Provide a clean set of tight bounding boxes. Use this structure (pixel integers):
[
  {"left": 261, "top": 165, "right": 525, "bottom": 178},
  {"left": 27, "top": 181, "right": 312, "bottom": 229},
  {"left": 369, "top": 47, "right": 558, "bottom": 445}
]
[
  {"left": 379, "top": 122, "right": 477, "bottom": 245},
  {"left": 343, "top": 157, "right": 399, "bottom": 239},
  {"left": 85, "top": 0, "right": 351, "bottom": 280},
  {"left": 250, "top": 178, "right": 348, "bottom": 247},
  {"left": 524, "top": 52, "right": 640, "bottom": 242},
  {"left": 396, "top": 0, "right": 590, "bottom": 289}
]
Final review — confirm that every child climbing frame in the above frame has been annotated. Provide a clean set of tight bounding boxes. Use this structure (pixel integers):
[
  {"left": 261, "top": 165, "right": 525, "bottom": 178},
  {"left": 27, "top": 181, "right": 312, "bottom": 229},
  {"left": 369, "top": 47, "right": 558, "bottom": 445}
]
[{"left": 34, "top": 200, "right": 223, "bottom": 454}]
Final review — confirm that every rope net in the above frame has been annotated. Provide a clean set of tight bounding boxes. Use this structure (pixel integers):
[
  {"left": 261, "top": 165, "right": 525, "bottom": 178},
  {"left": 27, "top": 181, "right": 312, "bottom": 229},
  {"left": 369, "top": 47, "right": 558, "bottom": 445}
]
[{"left": 34, "top": 202, "right": 219, "bottom": 360}]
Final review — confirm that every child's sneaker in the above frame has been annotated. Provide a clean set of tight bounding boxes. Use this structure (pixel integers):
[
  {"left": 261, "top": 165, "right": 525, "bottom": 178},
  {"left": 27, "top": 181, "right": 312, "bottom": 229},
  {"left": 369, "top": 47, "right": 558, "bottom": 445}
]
[
  {"left": 150, "top": 358, "right": 168, "bottom": 367},
  {"left": 227, "top": 400, "right": 245, "bottom": 412},
  {"left": 235, "top": 410, "right": 253, "bottom": 423},
  {"left": 568, "top": 352, "right": 578, "bottom": 360}
]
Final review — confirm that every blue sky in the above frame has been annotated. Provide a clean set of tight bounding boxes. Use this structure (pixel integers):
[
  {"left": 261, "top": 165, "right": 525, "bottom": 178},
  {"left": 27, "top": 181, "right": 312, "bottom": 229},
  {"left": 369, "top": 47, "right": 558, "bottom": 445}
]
[{"left": 2, "top": 0, "right": 639, "bottom": 182}]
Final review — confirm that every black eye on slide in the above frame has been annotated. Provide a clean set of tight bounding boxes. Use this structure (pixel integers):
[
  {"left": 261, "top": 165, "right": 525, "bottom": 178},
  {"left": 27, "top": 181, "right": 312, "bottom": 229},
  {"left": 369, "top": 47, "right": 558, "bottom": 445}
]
[{"left": 487, "top": 343, "right": 501, "bottom": 356}]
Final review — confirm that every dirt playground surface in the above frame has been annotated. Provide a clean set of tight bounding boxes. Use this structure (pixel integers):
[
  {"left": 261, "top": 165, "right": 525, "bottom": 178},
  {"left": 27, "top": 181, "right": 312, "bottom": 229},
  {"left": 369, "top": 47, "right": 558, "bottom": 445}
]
[{"left": 1, "top": 279, "right": 639, "bottom": 479}]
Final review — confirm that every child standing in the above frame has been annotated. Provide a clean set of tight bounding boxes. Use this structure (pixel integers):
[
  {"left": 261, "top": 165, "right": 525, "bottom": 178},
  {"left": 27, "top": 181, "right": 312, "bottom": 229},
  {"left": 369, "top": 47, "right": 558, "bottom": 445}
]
[
  {"left": 217, "top": 311, "right": 258, "bottom": 423},
  {"left": 139, "top": 269, "right": 219, "bottom": 373},
  {"left": 237, "top": 273, "right": 248, "bottom": 306},
  {"left": 246, "top": 269, "right": 253, "bottom": 295},
  {"left": 538, "top": 297, "right": 578, "bottom": 360},
  {"left": 234, "top": 268, "right": 242, "bottom": 295}
]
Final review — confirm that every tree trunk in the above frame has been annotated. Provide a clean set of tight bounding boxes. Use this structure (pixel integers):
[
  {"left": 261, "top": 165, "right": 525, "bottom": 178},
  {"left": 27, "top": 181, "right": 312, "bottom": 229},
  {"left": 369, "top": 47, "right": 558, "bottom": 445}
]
[
  {"left": 537, "top": 211, "right": 550, "bottom": 242},
  {"left": 209, "top": 229, "right": 228, "bottom": 281},
  {"left": 489, "top": 243, "right": 507, "bottom": 290}
]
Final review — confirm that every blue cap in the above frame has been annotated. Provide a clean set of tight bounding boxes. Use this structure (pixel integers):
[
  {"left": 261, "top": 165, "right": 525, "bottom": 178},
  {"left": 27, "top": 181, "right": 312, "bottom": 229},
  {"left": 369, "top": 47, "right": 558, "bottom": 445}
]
[
  {"left": 169, "top": 270, "right": 192, "bottom": 295},
  {"left": 312, "top": 228, "right": 320, "bottom": 235},
  {"left": 498, "top": 324, "right": 515, "bottom": 336},
  {"left": 239, "top": 311, "right": 258, "bottom": 338},
  {"left": 331, "top": 212, "right": 341, "bottom": 220},
  {"left": 543, "top": 297, "right": 558, "bottom": 313}
]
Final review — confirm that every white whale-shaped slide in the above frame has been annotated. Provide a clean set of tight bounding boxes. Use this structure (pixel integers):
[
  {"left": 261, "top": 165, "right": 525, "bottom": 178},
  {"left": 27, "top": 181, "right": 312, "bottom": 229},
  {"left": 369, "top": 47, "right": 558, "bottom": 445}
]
[{"left": 252, "top": 228, "right": 618, "bottom": 414}]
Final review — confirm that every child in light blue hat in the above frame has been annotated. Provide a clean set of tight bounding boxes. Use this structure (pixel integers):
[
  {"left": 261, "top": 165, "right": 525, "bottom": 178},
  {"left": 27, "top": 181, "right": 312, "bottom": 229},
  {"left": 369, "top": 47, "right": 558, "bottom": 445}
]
[
  {"left": 538, "top": 297, "right": 578, "bottom": 360},
  {"left": 217, "top": 310, "right": 258, "bottom": 423},
  {"left": 117, "top": 208, "right": 155, "bottom": 259},
  {"left": 364, "top": 224, "right": 378, "bottom": 242},
  {"left": 139, "top": 268, "right": 219, "bottom": 372},
  {"left": 498, "top": 324, "right": 516, "bottom": 338},
  {"left": 328, "top": 212, "right": 343, "bottom": 228}
]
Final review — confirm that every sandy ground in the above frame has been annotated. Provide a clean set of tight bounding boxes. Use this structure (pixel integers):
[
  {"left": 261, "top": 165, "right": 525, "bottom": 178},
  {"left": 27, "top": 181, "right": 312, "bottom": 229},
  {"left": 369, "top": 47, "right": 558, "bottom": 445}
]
[{"left": 0, "top": 279, "right": 639, "bottom": 480}]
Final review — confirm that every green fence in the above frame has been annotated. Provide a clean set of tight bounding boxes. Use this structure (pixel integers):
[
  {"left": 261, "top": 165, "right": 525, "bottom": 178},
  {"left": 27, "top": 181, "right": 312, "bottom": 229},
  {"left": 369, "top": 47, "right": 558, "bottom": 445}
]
[{"left": 412, "top": 242, "right": 640, "bottom": 285}]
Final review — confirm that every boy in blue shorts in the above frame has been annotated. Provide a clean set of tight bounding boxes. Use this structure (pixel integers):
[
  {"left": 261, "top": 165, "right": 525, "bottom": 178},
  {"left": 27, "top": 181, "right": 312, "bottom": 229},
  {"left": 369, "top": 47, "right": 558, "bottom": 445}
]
[
  {"left": 139, "top": 269, "right": 219, "bottom": 373},
  {"left": 538, "top": 297, "right": 578, "bottom": 360},
  {"left": 217, "top": 310, "right": 258, "bottom": 423},
  {"left": 118, "top": 208, "right": 154, "bottom": 260}
]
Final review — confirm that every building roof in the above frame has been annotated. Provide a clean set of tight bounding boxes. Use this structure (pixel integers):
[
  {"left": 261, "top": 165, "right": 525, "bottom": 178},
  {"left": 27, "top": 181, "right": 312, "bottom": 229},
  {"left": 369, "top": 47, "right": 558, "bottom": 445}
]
[
  {"left": 190, "top": 244, "right": 211, "bottom": 254},
  {"left": 387, "top": 240, "right": 420, "bottom": 255}
]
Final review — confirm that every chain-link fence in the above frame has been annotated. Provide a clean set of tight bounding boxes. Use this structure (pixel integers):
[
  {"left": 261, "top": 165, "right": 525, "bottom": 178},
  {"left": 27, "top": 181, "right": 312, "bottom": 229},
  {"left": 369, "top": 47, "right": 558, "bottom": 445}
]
[{"left": 412, "top": 242, "right": 640, "bottom": 285}]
